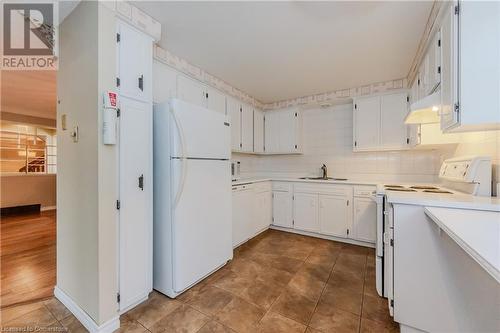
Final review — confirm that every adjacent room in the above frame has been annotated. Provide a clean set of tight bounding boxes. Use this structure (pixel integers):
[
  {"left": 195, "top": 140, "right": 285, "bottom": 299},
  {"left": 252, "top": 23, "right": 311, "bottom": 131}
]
[{"left": 1, "top": 1, "right": 499, "bottom": 333}]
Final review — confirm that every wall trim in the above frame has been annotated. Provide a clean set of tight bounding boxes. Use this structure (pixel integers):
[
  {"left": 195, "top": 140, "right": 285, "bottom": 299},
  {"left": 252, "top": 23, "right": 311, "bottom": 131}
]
[
  {"left": 54, "top": 286, "right": 120, "bottom": 333},
  {"left": 270, "top": 226, "right": 375, "bottom": 249}
]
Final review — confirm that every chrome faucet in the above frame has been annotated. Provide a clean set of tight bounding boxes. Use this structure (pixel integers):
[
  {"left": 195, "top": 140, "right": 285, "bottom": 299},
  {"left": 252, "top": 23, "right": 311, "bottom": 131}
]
[{"left": 321, "top": 164, "right": 328, "bottom": 180}]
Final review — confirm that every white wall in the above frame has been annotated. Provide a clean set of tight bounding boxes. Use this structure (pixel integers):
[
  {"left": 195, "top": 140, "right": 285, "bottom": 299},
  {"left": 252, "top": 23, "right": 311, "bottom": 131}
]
[
  {"left": 57, "top": 1, "right": 118, "bottom": 325},
  {"left": 1, "top": 174, "right": 56, "bottom": 209},
  {"left": 235, "top": 104, "right": 441, "bottom": 183}
]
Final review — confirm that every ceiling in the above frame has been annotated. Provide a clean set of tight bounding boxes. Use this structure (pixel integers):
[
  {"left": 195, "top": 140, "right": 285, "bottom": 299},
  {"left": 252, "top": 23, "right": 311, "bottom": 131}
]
[
  {"left": 133, "top": 1, "right": 433, "bottom": 103},
  {"left": 1, "top": 71, "right": 57, "bottom": 120}
]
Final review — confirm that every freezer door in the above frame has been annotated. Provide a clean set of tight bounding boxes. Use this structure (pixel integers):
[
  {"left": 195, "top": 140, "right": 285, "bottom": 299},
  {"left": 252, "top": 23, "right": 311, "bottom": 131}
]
[
  {"left": 171, "top": 158, "right": 232, "bottom": 293},
  {"left": 169, "top": 99, "right": 230, "bottom": 159}
]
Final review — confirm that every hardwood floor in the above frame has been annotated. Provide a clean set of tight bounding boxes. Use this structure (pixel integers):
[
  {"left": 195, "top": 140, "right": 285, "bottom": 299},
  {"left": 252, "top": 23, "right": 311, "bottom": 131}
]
[{"left": 1, "top": 210, "right": 56, "bottom": 308}]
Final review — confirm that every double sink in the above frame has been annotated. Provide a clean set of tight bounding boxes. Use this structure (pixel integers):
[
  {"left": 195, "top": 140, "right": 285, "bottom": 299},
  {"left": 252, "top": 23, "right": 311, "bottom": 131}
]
[{"left": 299, "top": 177, "right": 348, "bottom": 181}]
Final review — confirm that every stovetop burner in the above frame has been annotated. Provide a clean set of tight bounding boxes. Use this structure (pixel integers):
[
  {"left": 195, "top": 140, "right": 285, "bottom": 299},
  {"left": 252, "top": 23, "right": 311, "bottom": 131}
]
[
  {"left": 385, "top": 188, "right": 417, "bottom": 192},
  {"left": 409, "top": 185, "right": 439, "bottom": 190},
  {"left": 423, "top": 189, "right": 453, "bottom": 194}
]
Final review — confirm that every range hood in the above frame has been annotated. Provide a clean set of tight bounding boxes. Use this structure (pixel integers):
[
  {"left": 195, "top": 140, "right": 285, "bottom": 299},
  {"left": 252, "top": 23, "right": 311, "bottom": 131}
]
[{"left": 404, "top": 90, "right": 441, "bottom": 124}]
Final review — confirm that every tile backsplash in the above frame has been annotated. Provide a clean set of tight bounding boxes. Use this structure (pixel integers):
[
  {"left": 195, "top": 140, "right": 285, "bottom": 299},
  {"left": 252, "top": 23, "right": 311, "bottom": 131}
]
[{"left": 234, "top": 104, "right": 442, "bottom": 183}]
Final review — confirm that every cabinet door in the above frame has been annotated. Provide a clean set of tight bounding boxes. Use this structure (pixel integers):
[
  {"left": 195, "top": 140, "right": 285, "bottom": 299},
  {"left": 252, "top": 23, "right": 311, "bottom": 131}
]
[
  {"left": 227, "top": 97, "right": 241, "bottom": 151},
  {"left": 427, "top": 32, "right": 441, "bottom": 95},
  {"left": 119, "top": 97, "right": 152, "bottom": 311},
  {"left": 293, "top": 193, "right": 319, "bottom": 232},
  {"left": 264, "top": 112, "right": 280, "bottom": 153},
  {"left": 380, "top": 93, "right": 409, "bottom": 149},
  {"left": 352, "top": 197, "right": 377, "bottom": 243},
  {"left": 253, "top": 109, "right": 265, "bottom": 153},
  {"left": 241, "top": 103, "right": 254, "bottom": 153},
  {"left": 255, "top": 191, "right": 272, "bottom": 233},
  {"left": 440, "top": 4, "right": 459, "bottom": 131},
  {"left": 153, "top": 61, "right": 177, "bottom": 104},
  {"left": 279, "top": 109, "right": 298, "bottom": 153},
  {"left": 118, "top": 22, "right": 152, "bottom": 102},
  {"left": 232, "top": 188, "right": 254, "bottom": 247},
  {"left": 177, "top": 75, "right": 206, "bottom": 108},
  {"left": 272, "top": 191, "right": 293, "bottom": 228},
  {"left": 353, "top": 96, "right": 380, "bottom": 150},
  {"left": 319, "top": 194, "right": 348, "bottom": 238},
  {"left": 206, "top": 87, "right": 226, "bottom": 114}
]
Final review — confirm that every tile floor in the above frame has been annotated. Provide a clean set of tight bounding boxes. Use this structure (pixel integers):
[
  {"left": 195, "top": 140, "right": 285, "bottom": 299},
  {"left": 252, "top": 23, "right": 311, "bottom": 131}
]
[{"left": 0, "top": 230, "right": 399, "bottom": 332}]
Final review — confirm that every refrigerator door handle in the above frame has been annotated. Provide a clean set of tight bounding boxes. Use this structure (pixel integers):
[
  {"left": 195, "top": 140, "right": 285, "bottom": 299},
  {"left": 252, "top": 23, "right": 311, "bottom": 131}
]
[{"left": 171, "top": 105, "right": 188, "bottom": 208}]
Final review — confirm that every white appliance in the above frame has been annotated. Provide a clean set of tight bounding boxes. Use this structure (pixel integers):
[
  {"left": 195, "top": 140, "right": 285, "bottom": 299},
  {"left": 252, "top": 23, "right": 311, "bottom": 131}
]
[
  {"left": 153, "top": 98, "right": 233, "bottom": 298},
  {"left": 372, "top": 156, "right": 492, "bottom": 298}
]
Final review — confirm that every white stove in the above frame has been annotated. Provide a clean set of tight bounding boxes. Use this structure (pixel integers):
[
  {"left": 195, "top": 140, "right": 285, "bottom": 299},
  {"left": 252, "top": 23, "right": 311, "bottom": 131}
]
[{"left": 372, "top": 156, "right": 492, "bottom": 299}]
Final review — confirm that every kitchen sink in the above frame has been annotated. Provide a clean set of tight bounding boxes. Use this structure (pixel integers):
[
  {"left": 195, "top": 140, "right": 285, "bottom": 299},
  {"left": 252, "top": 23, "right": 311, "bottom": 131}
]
[{"left": 299, "top": 177, "right": 348, "bottom": 181}]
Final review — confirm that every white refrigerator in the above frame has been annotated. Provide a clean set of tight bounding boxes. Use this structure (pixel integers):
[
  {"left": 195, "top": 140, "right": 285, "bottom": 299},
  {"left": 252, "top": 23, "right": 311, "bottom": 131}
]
[{"left": 153, "top": 99, "right": 232, "bottom": 298}]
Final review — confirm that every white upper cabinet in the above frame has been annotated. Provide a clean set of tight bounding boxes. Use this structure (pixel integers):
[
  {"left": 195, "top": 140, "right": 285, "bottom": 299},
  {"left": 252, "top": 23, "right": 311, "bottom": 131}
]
[
  {"left": 227, "top": 97, "right": 242, "bottom": 152},
  {"left": 380, "top": 93, "right": 409, "bottom": 149},
  {"left": 293, "top": 192, "right": 319, "bottom": 232},
  {"left": 353, "top": 96, "right": 380, "bottom": 151},
  {"left": 253, "top": 109, "right": 265, "bottom": 153},
  {"left": 206, "top": 87, "right": 226, "bottom": 114},
  {"left": 264, "top": 107, "right": 302, "bottom": 154},
  {"left": 153, "top": 61, "right": 177, "bottom": 104},
  {"left": 440, "top": 1, "right": 500, "bottom": 132},
  {"left": 117, "top": 22, "right": 152, "bottom": 102},
  {"left": 177, "top": 75, "right": 206, "bottom": 107},
  {"left": 354, "top": 92, "right": 410, "bottom": 151},
  {"left": 240, "top": 103, "right": 254, "bottom": 153}
]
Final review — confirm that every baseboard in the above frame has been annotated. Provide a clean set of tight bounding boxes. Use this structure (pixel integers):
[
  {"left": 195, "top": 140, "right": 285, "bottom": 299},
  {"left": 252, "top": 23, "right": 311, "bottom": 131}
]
[
  {"left": 41, "top": 205, "right": 57, "bottom": 212},
  {"left": 270, "top": 226, "right": 375, "bottom": 248},
  {"left": 54, "top": 286, "right": 120, "bottom": 333}
]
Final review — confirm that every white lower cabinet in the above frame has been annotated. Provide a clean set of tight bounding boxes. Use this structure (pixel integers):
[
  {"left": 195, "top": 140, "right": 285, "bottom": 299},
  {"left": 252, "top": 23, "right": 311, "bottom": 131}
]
[
  {"left": 293, "top": 192, "right": 319, "bottom": 232},
  {"left": 272, "top": 182, "right": 293, "bottom": 228},
  {"left": 352, "top": 197, "right": 377, "bottom": 243},
  {"left": 254, "top": 185, "right": 272, "bottom": 234},
  {"left": 319, "top": 194, "right": 349, "bottom": 238}
]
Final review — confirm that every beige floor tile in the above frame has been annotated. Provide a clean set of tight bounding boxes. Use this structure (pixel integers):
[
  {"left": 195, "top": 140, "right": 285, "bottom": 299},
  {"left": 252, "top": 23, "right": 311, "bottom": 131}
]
[
  {"left": 117, "top": 318, "right": 148, "bottom": 333},
  {"left": 186, "top": 285, "right": 235, "bottom": 316},
  {"left": 0, "top": 301, "right": 46, "bottom": 325},
  {"left": 4, "top": 306, "right": 58, "bottom": 329},
  {"left": 150, "top": 304, "right": 209, "bottom": 333},
  {"left": 360, "top": 317, "right": 399, "bottom": 333},
  {"left": 197, "top": 320, "right": 235, "bottom": 333},
  {"left": 214, "top": 297, "right": 265, "bottom": 333},
  {"left": 287, "top": 270, "right": 326, "bottom": 302},
  {"left": 254, "top": 311, "right": 307, "bottom": 333},
  {"left": 328, "top": 268, "right": 364, "bottom": 293},
  {"left": 239, "top": 279, "right": 283, "bottom": 310},
  {"left": 306, "top": 253, "right": 337, "bottom": 270},
  {"left": 341, "top": 244, "right": 368, "bottom": 257},
  {"left": 126, "top": 292, "right": 182, "bottom": 329},
  {"left": 60, "top": 314, "right": 89, "bottom": 333},
  {"left": 228, "top": 258, "right": 266, "bottom": 279},
  {"left": 361, "top": 295, "right": 393, "bottom": 324},
  {"left": 43, "top": 298, "right": 72, "bottom": 321},
  {"left": 270, "top": 289, "right": 317, "bottom": 325},
  {"left": 305, "top": 327, "right": 322, "bottom": 333},
  {"left": 309, "top": 308, "right": 360, "bottom": 333},
  {"left": 335, "top": 254, "right": 366, "bottom": 272},
  {"left": 300, "top": 263, "right": 332, "bottom": 282},
  {"left": 316, "top": 285, "right": 363, "bottom": 316},
  {"left": 212, "top": 270, "right": 254, "bottom": 295}
]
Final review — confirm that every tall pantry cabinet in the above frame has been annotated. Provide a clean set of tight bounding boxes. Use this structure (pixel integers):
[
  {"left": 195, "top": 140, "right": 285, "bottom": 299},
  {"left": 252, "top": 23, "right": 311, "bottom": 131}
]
[{"left": 116, "top": 20, "right": 153, "bottom": 312}]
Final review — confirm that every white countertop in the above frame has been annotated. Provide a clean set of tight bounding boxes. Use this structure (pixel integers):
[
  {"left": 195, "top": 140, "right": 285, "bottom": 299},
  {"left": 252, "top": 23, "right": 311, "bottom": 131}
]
[
  {"left": 387, "top": 191, "right": 500, "bottom": 211},
  {"left": 424, "top": 207, "right": 500, "bottom": 283},
  {"left": 231, "top": 177, "right": 379, "bottom": 187}
]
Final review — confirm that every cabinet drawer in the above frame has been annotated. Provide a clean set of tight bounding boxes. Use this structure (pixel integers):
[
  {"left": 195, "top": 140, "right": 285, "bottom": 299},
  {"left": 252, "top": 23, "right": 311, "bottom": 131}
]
[
  {"left": 353, "top": 186, "right": 377, "bottom": 197},
  {"left": 272, "top": 182, "right": 293, "bottom": 192},
  {"left": 294, "top": 183, "right": 352, "bottom": 196},
  {"left": 232, "top": 184, "right": 253, "bottom": 191}
]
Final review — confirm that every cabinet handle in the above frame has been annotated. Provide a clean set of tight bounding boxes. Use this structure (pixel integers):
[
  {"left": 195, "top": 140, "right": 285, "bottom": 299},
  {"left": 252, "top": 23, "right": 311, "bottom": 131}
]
[
  {"left": 138, "top": 74, "right": 144, "bottom": 91},
  {"left": 138, "top": 174, "right": 144, "bottom": 190}
]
